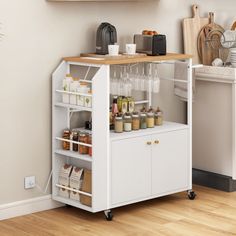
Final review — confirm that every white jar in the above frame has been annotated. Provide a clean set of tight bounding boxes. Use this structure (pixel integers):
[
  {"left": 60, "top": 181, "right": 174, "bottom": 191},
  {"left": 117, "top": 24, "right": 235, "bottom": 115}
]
[
  {"left": 84, "top": 95, "right": 92, "bottom": 108},
  {"left": 70, "top": 80, "right": 79, "bottom": 105},
  {"left": 62, "top": 74, "right": 73, "bottom": 104}
]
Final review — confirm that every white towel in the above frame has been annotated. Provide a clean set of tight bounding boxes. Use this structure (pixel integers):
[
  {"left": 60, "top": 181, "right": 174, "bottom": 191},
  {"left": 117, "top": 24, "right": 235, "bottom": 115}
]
[{"left": 174, "top": 61, "right": 195, "bottom": 101}]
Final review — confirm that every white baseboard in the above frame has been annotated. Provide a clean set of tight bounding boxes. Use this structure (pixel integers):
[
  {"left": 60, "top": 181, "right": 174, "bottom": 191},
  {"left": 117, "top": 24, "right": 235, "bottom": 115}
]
[{"left": 0, "top": 195, "right": 64, "bottom": 220}]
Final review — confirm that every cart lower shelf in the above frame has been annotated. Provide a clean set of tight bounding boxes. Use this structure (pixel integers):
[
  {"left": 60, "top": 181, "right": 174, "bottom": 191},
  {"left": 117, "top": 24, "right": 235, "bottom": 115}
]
[{"left": 53, "top": 195, "right": 93, "bottom": 212}]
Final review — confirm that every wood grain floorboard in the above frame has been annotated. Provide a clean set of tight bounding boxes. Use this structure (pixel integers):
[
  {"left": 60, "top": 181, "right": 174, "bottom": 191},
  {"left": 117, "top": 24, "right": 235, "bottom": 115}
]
[{"left": 1, "top": 185, "right": 236, "bottom": 236}]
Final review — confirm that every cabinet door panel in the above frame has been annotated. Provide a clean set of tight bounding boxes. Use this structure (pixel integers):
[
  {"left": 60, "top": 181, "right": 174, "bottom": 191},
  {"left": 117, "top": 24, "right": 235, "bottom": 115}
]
[
  {"left": 111, "top": 136, "right": 151, "bottom": 205},
  {"left": 151, "top": 129, "right": 189, "bottom": 195}
]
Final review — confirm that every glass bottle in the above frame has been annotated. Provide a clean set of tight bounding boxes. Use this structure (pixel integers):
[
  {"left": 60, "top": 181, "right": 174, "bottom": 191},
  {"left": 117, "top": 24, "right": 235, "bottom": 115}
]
[
  {"left": 155, "top": 107, "right": 163, "bottom": 126},
  {"left": 132, "top": 112, "right": 140, "bottom": 131},
  {"left": 115, "top": 115, "right": 123, "bottom": 133},
  {"left": 123, "top": 113, "right": 132, "bottom": 132}
]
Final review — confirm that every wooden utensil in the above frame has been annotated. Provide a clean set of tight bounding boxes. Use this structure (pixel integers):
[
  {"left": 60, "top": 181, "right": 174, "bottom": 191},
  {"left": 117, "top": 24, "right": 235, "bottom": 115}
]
[
  {"left": 182, "top": 5, "right": 209, "bottom": 64},
  {"left": 197, "top": 12, "right": 224, "bottom": 65}
]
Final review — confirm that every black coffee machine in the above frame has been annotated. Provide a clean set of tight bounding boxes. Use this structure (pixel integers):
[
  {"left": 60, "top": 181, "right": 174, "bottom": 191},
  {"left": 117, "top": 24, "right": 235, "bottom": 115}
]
[{"left": 96, "top": 23, "right": 117, "bottom": 55}]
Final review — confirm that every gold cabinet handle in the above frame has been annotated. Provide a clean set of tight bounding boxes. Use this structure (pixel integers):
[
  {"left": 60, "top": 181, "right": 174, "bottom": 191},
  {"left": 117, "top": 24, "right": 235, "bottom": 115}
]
[
  {"left": 146, "top": 141, "right": 152, "bottom": 145},
  {"left": 154, "top": 140, "right": 160, "bottom": 144}
]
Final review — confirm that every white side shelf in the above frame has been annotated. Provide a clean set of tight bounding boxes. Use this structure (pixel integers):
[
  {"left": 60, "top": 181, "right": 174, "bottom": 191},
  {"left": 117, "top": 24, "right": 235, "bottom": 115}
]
[
  {"left": 110, "top": 121, "right": 189, "bottom": 141},
  {"left": 55, "top": 149, "right": 92, "bottom": 162},
  {"left": 55, "top": 102, "right": 92, "bottom": 112}
]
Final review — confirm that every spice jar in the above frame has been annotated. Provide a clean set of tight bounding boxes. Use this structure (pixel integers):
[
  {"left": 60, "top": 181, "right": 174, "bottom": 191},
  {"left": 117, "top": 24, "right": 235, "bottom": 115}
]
[
  {"left": 115, "top": 115, "right": 123, "bottom": 133},
  {"left": 155, "top": 107, "right": 163, "bottom": 126},
  {"left": 88, "top": 134, "right": 92, "bottom": 157},
  {"left": 72, "top": 131, "right": 79, "bottom": 152},
  {"left": 147, "top": 112, "right": 154, "bottom": 128},
  {"left": 140, "top": 113, "right": 147, "bottom": 129},
  {"left": 79, "top": 132, "right": 89, "bottom": 155},
  {"left": 62, "top": 130, "right": 71, "bottom": 150},
  {"left": 123, "top": 113, "right": 132, "bottom": 132},
  {"left": 132, "top": 112, "right": 140, "bottom": 131}
]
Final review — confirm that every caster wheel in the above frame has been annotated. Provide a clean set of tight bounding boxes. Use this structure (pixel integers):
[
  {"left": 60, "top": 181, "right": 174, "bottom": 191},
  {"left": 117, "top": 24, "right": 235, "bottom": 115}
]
[
  {"left": 188, "top": 190, "right": 196, "bottom": 200},
  {"left": 104, "top": 210, "right": 113, "bottom": 221}
]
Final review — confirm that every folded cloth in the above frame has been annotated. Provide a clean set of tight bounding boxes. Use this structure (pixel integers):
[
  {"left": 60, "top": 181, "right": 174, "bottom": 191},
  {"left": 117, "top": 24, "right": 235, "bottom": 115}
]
[{"left": 174, "top": 61, "right": 195, "bottom": 101}]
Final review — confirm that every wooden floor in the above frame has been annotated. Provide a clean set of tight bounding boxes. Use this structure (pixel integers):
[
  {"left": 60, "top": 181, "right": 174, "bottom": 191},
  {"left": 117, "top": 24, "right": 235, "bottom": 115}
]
[{"left": 1, "top": 185, "right": 236, "bottom": 236}]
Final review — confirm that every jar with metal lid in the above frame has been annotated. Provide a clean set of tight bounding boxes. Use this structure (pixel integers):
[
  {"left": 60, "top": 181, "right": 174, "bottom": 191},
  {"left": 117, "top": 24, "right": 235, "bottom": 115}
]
[
  {"left": 72, "top": 131, "right": 79, "bottom": 152},
  {"left": 123, "top": 113, "right": 132, "bottom": 132},
  {"left": 132, "top": 113, "right": 140, "bottom": 131},
  {"left": 147, "top": 112, "right": 154, "bottom": 128},
  {"left": 79, "top": 132, "right": 89, "bottom": 155},
  {"left": 115, "top": 115, "right": 123, "bottom": 133},
  {"left": 62, "top": 129, "right": 71, "bottom": 150},
  {"left": 155, "top": 107, "right": 163, "bottom": 126},
  {"left": 140, "top": 113, "right": 147, "bottom": 129},
  {"left": 88, "top": 134, "right": 92, "bottom": 157}
]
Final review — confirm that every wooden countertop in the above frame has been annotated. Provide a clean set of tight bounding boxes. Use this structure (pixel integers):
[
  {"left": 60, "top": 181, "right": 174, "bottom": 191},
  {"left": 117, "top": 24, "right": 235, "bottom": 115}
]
[{"left": 63, "top": 53, "right": 192, "bottom": 65}]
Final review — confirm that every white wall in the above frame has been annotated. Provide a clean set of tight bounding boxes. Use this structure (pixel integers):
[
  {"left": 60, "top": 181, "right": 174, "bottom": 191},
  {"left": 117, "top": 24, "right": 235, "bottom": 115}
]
[{"left": 1, "top": 0, "right": 236, "bottom": 205}]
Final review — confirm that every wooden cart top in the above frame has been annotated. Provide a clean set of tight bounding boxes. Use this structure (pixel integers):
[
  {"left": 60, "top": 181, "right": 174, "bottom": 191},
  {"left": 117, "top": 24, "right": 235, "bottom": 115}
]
[{"left": 63, "top": 53, "right": 192, "bottom": 65}]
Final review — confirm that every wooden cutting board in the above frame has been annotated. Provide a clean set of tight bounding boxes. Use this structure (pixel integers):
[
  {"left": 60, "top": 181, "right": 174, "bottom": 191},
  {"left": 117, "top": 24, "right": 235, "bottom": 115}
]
[
  {"left": 183, "top": 5, "right": 209, "bottom": 64},
  {"left": 197, "top": 12, "right": 224, "bottom": 65}
]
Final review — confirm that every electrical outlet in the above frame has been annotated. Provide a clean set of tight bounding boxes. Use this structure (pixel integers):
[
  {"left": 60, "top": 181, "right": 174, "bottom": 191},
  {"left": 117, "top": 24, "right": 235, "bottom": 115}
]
[{"left": 24, "top": 176, "right": 36, "bottom": 189}]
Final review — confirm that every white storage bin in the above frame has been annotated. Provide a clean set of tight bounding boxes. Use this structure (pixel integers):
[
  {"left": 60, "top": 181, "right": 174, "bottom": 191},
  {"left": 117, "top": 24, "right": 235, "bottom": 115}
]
[{"left": 70, "top": 80, "right": 79, "bottom": 105}]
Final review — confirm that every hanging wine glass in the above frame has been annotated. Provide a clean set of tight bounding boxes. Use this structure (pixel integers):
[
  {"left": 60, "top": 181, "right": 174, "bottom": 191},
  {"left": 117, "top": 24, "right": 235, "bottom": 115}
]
[
  {"left": 134, "top": 66, "right": 140, "bottom": 91},
  {"left": 140, "top": 64, "right": 146, "bottom": 92},
  {"left": 153, "top": 64, "right": 160, "bottom": 94}
]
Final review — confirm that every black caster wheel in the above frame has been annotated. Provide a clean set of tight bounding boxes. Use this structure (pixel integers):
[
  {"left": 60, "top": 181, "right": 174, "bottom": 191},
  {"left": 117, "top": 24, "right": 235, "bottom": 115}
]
[
  {"left": 104, "top": 210, "right": 113, "bottom": 221},
  {"left": 187, "top": 190, "right": 196, "bottom": 200}
]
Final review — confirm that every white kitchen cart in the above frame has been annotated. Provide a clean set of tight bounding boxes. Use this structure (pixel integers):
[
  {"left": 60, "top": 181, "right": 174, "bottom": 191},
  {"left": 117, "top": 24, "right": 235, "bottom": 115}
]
[{"left": 52, "top": 53, "right": 195, "bottom": 221}]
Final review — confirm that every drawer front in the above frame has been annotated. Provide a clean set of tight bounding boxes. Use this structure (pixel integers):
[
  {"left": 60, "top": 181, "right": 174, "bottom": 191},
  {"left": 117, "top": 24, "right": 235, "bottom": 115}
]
[
  {"left": 151, "top": 129, "right": 189, "bottom": 195},
  {"left": 111, "top": 136, "right": 152, "bottom": 205}
]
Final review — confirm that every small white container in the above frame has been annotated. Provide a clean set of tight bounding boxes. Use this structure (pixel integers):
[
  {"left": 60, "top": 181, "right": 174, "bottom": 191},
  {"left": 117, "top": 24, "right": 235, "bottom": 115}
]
[
  {"left": 62, "top": 74, "right": 73, "bottom": 104},
  {"left": 84, "top": 95, "right": 92, "bottom": 108},
  {"left": 108, "top": 44, "right": 119, "bottom": 56},
  {"left": 125, "top": 44, "right": 136, "bottom": 55},
  {"left": 77, "top": 85, "right": 90, "bottom": 107},
  {"left": 70, "top": 80, "right": 79, "bottom": 105}
]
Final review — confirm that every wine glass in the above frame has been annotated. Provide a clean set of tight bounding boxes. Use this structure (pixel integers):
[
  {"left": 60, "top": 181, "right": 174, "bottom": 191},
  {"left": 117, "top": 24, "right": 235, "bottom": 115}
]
[{"left": 152, "top": 64, "right": 160, "bottom": 94}]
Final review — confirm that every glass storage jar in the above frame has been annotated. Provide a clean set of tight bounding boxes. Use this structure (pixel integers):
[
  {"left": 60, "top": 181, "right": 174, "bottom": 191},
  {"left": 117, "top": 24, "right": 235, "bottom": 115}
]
[
  {"left": 88, "top": 134, "right": 92, "bottom": 157},
  {"left": 132, "top": 113, "right": 140, "bottom": 131},
  {"left": 72, "top": 131, "right": 79, "bottom": 152},
  {"left": 140, "top": 113, "right": 147, "bottom": 129},
  {"left": 115, "top": 116, "right": 123, "bottom": 133},
  {"left": 147, "top": 112, "right": 154, "bottom": 128},
  {"left": 123, "top": 114, "right": 132, "bottom": 132},
  {"left": 79, "top": 132, "right": 89, "bottom": 155},
  {"left": 62, "top": 129, "right": 71, "bottom": 150},
  {"left": 155, "top": 107, "right": 163, "bottom": 126}
]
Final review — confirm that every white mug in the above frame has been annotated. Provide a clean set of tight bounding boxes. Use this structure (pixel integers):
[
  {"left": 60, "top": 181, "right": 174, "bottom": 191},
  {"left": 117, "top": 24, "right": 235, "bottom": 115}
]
[
  {"left": 108, "top": 45, "right": 119, "bottom": 56},
  {"left": 126, "top": 44, "right": 136, "bottom": 55},
  {"left": 212, "top": 58, "right": 223, "bottom": 67}
]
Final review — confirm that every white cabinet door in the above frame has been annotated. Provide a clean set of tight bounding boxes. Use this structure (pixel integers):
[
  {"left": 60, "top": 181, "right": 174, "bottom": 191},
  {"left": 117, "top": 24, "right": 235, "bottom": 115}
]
[
  {"left": 151, "top": 129, "right": 189, "bottom": 195},
  {"left": 111, "top": 136, "right": 152, "bottom": 205}
]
